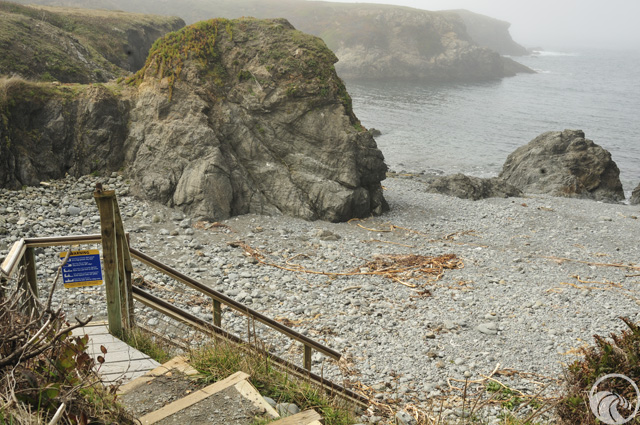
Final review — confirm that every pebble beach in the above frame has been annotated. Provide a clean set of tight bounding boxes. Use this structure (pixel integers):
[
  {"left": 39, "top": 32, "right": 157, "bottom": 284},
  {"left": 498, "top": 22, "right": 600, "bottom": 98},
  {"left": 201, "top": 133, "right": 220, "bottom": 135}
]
[{"left": 2, "top": 173, "right": 640, "bottom": 423}]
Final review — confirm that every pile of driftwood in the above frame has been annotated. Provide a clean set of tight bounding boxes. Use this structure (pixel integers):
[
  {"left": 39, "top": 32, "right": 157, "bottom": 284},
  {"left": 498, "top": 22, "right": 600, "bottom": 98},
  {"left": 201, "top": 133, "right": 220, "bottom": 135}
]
[{"left": 228, "top": 240, "right": 462, "bottom": 290}]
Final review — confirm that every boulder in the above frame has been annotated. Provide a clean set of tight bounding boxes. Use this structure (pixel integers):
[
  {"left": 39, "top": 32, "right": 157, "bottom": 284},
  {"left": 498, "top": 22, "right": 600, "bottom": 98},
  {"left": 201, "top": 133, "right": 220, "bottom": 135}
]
[
  {"left": 423, "top": 174, "right": 522, "bottom": 200},
  {"left": 124, "top": 18, "right": 388, "bottom": 222},
  {"left": 500, "top": 130, "right": 624, "bottom": 202},
  {"left": 630, "top": 184, "right": 640, "bottom": 205}
]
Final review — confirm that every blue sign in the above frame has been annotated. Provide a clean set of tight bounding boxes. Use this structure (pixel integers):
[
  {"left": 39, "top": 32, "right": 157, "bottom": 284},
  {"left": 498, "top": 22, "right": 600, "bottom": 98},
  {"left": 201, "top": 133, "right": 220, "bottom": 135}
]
[{"left": 59, "top": 249, "right": 103, "bottom": 288}]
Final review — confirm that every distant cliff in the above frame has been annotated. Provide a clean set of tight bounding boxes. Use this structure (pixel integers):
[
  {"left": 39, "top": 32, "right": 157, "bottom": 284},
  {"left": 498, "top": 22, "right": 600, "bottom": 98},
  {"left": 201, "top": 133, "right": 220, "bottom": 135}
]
[
  {"left": 6, "top": 0, "right": 533, "bottom": 82},
  {"left": 0, "top": 1, "right": 184, "bottom": 83},
  {"left": 1, "top": 18, "right": 388, "bottom": 221},
  {"left": 301, "top": 4, "right": 532, "bottom": 81},
  {"left": 446, "top": 9, "right": 529, "bottom": 56}
]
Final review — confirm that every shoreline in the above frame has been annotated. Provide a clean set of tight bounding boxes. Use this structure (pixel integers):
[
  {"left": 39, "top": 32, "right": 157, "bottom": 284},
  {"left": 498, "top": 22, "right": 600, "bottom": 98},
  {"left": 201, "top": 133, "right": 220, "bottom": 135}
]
[{"left": 2, "top": 174, "right": 639, "bottom": 422}]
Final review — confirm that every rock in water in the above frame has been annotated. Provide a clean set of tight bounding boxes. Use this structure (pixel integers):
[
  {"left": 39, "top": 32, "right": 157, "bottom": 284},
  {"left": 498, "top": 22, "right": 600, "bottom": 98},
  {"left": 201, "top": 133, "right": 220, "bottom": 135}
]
[
  {"left": 423, "top": 174, "right": 522, "bottom": 200},
  {"left": 500, "top": 130, "right": 624, "bottom": 202},
  {"left": 630, "top": 184, "right": 640, "bottom": 205},
  {"left": 124, "top": 18, "right": 388, "bottom": 222}
]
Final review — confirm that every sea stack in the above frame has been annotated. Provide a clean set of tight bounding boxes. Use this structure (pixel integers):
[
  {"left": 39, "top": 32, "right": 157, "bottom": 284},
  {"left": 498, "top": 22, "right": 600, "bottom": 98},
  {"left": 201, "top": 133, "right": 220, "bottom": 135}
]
[{"left": 124, "top": 18, "right": 388, "bottom": 222}]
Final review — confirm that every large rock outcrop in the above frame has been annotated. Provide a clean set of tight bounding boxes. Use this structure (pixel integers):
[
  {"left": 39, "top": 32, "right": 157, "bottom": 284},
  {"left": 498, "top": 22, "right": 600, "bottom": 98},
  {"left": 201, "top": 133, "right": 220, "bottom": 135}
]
[
  {"left": 500, "top": 130, "right": 624, "bottom": 202},
  {"left": 8, "top": 0, "right": 533, "bottom": 82},
  {"left": 124, "top": 18, "right": 387, "bottom": 222},
  {"left": 1, "top": 18, "right": 388, "bottom": 222}
]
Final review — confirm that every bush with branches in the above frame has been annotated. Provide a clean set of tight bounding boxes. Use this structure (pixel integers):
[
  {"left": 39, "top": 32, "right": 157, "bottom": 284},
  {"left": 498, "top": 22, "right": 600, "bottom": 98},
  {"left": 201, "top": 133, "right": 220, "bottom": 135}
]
[
  {"left": 559, "top": 316, "right": 640, "bottom": 424},
  {"left": 0, "top": 262, "right": 133, "bottom": 424}
]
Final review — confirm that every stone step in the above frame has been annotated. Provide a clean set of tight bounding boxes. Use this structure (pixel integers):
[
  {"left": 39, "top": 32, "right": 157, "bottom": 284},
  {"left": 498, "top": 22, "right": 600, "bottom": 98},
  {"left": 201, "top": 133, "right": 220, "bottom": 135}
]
[{"left": 118, "top": 355, "right": 200, "bottom": 396}]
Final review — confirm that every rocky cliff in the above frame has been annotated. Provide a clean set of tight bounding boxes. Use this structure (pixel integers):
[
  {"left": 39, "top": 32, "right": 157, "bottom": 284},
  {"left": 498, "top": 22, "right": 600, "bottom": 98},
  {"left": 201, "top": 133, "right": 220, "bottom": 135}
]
[
  {"left": 446, "top": 9, "right": 529, "bottom": 56},
  {"left": 303, "top": 4, "right": 531, "bottom": 81},
  {"left": 124, "top": 18, "right": 387, "bottom": 221},
  {"left": 7, "top": 0, "right": 533, "bottom": 82},
  {"left": 0, "top": 78, "right": 130, "bottom": 188},
  {"left": 1, "top": 18, "right": 388, "bottom": 222},
  {"left": 0, "top": 2, "right": 184, "bottom": 83}
]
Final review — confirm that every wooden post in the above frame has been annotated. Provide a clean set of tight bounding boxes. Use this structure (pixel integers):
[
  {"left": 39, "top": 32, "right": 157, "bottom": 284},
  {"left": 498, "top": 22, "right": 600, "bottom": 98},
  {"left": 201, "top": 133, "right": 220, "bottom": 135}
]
[
  {"left": 94, "top": 188, "right": 123, "bottom": 338},
  {"left": 17, "top": 248, "right": 38, "bottom": 314},
  {"left": 24, "top": 247, "right": 38, "bottom": 313},
  {"left": 116, "top": 230, "right": 129, "bottom": 331},
  {"left": 212, "top": 298, "right": 222, "bottom": 327},
  {"left": 304, "top": 345, "right": 312, "bottom": 371},
  {"left": 114, "top": 211, "right": 135, "bottom": 332}
]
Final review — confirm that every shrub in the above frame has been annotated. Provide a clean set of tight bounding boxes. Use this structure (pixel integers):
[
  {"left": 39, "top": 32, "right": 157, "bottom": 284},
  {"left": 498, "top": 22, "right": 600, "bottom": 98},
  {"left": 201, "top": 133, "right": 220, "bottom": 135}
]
[
  {"left": 0, "top": 266, "right": 134, "bottom": 424},
  {"left": 558, "top": 317, "right": 640, "bottom": 424}
]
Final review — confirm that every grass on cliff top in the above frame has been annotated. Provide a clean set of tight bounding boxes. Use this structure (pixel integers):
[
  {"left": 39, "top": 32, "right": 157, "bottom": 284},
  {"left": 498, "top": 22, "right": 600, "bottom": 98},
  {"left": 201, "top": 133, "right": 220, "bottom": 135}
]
[
  {"left": 126, "top": 18, "right": 225, "bottom": 98},
  {"left": 127, "top": 16, "right": 361, "bottom": 127},
  {"left": 0, "top": 1, "right": 182, "bottom": 82},
  {"left": 0, "top": 76, "right": 82, "bottom": 111}
]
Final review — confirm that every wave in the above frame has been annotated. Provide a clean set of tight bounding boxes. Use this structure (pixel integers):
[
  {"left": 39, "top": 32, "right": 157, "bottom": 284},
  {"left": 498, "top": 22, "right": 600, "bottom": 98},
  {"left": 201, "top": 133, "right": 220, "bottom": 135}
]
[{"left": 531, "top": 50, "right": 579, "bottom": 57}]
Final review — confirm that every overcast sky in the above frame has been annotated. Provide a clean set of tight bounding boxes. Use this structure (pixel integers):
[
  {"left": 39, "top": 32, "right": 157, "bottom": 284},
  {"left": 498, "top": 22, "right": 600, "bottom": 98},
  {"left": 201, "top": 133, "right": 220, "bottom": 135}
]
[{"left": 321, "top": 0, "right": 640, "bottom": 50}]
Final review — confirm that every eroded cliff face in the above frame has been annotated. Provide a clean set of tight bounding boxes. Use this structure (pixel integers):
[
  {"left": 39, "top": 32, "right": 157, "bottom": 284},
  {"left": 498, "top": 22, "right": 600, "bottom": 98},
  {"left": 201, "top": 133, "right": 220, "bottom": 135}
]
[
  {"left": 0, "top": 2, "right": 184, "bottom": 83},
  {"left": 124, "top": 18, "right": 387, "bottom": 221},
  {"left": 447, "top": 9, "right": 529, "bottom": 56},
  {"left": 0, "top": 80, "right": 130, "bottom": 189}
]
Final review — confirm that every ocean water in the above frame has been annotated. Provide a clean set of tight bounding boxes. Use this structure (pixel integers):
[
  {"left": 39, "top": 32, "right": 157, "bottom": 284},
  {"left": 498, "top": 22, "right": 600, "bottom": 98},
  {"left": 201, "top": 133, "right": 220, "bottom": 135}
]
[{"left": 344, "top": 49, "right": 640, "bottom": 198}]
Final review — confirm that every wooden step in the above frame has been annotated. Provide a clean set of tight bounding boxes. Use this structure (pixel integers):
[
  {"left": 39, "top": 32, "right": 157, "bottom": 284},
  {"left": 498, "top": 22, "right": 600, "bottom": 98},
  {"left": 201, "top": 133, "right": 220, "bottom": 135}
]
[
  {"left": 72, "top": 321, "right": 160, "bottom": 384},
  {"left": 138, "top": 371, "right": 279, "bottom": 424},
  {"left": 269, "top": 409, "right": 323, "bottom": 425},
  {"left": 118, "top": 356, "right": 208, "bottom": 418},
  {"left": 118, "top": 355, "right": 199, "bottom": 395}
]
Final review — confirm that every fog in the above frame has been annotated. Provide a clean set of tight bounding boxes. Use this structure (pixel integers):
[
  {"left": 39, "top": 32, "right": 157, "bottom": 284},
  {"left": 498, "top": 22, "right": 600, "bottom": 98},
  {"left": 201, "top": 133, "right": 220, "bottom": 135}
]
[{"left": 319, "top": 0, "right": 640, "bottom": 50}]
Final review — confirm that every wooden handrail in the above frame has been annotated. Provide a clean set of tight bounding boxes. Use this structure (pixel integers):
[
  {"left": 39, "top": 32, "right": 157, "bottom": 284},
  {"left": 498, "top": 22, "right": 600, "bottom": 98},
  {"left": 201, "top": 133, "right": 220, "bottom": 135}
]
[
  {"left": 2, "top": 233, "right": 342, "bottom": 366},
  {"left": 24, "top": 234, "right": 103, "bottom": 247},
  {"left": 129, "top": 247, "right": 341, "bottom": 361},
  {"left": 1, "top": 239, "right": 26, "bottom": 278},
  {"left": 2, "top": 235, "right": 104, "bottom": 279},
  {"left": 132, "top": 286, "right": 367, "bottom": 406}
]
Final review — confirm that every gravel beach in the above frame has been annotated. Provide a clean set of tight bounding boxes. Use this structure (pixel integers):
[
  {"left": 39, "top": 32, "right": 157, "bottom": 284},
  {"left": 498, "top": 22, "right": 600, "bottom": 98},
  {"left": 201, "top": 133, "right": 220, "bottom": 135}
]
[{"left": 2, "top": 173, "right": 639, "bottom": 423}]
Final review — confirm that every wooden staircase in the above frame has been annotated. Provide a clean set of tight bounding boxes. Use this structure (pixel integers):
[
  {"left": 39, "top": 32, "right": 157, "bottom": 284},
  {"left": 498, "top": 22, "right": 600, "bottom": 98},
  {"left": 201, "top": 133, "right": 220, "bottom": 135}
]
[{"left": 118, "top": 356, "right": 323, "bottom": 425}]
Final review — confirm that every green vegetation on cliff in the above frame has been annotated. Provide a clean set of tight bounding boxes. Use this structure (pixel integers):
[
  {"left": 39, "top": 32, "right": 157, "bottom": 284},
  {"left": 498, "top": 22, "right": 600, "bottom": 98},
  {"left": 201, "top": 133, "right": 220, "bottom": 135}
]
[
  {"left": 0, "top": 1, "right": 184, "bottom": 83},
  {"left": 127, "top": 19, "right": 225, "bottom": 98},
  {"left": 129, "top": 17, "right": 359, "bottom": 123},
  {"left": 0, "top": 76, "right": 84, "bottom": 149}
]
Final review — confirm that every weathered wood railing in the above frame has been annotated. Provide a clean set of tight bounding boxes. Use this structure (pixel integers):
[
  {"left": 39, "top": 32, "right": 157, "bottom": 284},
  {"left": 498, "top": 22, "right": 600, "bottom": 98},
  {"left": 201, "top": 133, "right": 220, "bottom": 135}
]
[{"left": 0, "top": 186, "right": 341, "bottom": 373}]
